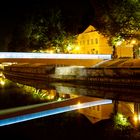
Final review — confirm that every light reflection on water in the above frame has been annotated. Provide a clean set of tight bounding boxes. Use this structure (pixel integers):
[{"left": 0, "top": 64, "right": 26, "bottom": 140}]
[
  {"left": 0, "top": 77, "right": 73, "bottom": 110},
  {"left": 1, "top": 72, "right": 140, "bottom": 127}
]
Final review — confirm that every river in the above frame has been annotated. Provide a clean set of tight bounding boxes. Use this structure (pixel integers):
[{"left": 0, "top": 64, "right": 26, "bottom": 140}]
[{"left": 0, "top": 71, "right": 140, "bottom": 139}]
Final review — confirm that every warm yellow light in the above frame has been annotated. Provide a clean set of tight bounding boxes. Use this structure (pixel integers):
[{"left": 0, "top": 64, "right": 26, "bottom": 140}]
[
  {"left": 133, "top": 114, "right": 138, "bottom": 123},
  {"left": 47, "top": 90, "right": 56, "bottom": 100},
  {"left": 0, "top": 72, "right": 5, "bottom": 79},
  {"left": 116, "top": 41, "right": 122, "bottom": 46},
  {"left": 50, "top": 95, "right": 54, "bottom": 99},
  {"left": 0, "top": 72, "right": 3, "bottom": 77},
  {"left": 47, "top": 96, "right": 50, "bottom": 100},
  {"left": 57, "top": 97, "right": 62, "bottom": 101},
  {"left": 47, "top": 95, "right": 52, "bottom": 100},
  {"left": 0, "top": 80, "right": 5, "bottom": 86},
  {"left": 132, "top": 113, "right": 140, "bottom": 128},
  {"left": 0, "top": 64, "right": 4, "bottom": 70},
  {"left": 131, "top": 39, "right": 136, "bottom": 45},
  {"left": 50, "top": 50, "right": 54, "bottom": 54},
  {"left": 44, "top": 49, "right": 55, "bottom": 54},
  {"left": 77, "top": 101, "right": 81, "bottom": 107},
  {"left": 75, "top": 46, "right": 80, "bottom": 51},
  {"left": 67, "top": 45, "right": 72, "bottom": 51}
]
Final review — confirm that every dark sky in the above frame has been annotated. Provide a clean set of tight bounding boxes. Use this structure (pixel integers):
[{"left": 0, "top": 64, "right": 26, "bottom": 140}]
[
  {"left": 0, "top": 0, "right": 95, "bottom": 32},
  {"left": 0, "top": 0, "right": 95, "bottom": 50}
]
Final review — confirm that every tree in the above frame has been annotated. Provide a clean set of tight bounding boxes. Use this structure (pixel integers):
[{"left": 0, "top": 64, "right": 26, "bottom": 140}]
[
  {"left": 8, "top": 8, "right": 76, "bottom": 53},
  {"left": 8, "top": 16, "right": 33, "bottom": 52},
  {"left": 90, "top": 0, "right": 140, "bottom": 58}
]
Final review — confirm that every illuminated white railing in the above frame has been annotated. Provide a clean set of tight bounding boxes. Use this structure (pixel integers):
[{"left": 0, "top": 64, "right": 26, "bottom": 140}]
[{"left": 0, "top": 52, "right": 111, "bottom": 59}]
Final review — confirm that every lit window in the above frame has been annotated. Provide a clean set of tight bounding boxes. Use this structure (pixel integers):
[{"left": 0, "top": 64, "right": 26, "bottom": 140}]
[
  {"left": 87, "top": 40, "right": 89, "bottom": 45},
  {"left": 91, "top": 39, "right": 93, "bottom": 44},
  {"left": 95, "top": 38, "right": 98, "bottom": 44}
]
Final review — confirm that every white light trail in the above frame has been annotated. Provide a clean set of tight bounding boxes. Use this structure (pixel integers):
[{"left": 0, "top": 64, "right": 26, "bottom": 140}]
[{"left": 0, "top": 52, "right": 111, "bottom": 60}]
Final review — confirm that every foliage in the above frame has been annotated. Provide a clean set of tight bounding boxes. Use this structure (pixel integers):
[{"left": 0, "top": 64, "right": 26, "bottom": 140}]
[
  {"left": 91, "top": 0, "right": 140, "bottom": 42},
  {"left": 8, "top": 20, "right": 31, "bottom": 52},
  {"left": 8, "top": 8, "right": 75, "bottom": 52},
  {"left": 113, "top": 113, "right": 132, "bottom": 131},
  {"left": 109, "top": 36, "right": 124, "bottom": 46},
  {"left": 90, "top": 0, "right": 140, "bottom": 58}
]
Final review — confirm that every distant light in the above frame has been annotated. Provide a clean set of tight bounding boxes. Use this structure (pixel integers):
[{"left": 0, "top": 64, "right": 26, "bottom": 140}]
[
  {"left": 67, "top": 45, "right": 72, "bottom": 51},
  {"left": 77, "top": 101, "right": 81, "bottom": 107},
  {"left": 2, "top": 62, "right": 15, "bottom": 66},
  {"left": 0, "top": 80, "right": 5, "bottom": 86},
  {"left": 0, "top": 99, "right": 112, "bottom": 126},
  {"left": 116, "top": 41, "right": 122, "bottom": 46},
  {"left": 46, "top": 50, "right": 54, "bottom": 54},
  {"left": 133, "top": 113, "right": 140, "bottom": 126},
  {"left": 75, "top": 46, "right": 80, "bottom": 51},
  {"left": 116, "top": 38, "right": 124, "bottom": 46},
  {"left": 0, "top": 72, "right": 3, "bottom": 77},
  {"left": 57, "top": 98, "right": 62, "bottom": 101},
  {"left": 131, "top": 39, "right": 136, "bottom": 45},
  {"left": 133, "top": 114, "right": 138, "bottom": 122}
]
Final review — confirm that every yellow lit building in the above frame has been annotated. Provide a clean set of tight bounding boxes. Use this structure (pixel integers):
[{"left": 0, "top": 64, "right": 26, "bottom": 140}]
[
  {"left": 73, "top": 25, "right": 134, "bottom": 58},
  {"left": 116, "top": 41, "right": 133, "bottom": 58},
  {"left": 74, "top": 25, "right": 112, "bottom": 54}
]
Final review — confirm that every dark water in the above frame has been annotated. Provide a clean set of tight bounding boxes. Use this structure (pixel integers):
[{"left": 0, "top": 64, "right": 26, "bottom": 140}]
[{"left": 0, "top": 73, "right": 140, "bottom": 140}]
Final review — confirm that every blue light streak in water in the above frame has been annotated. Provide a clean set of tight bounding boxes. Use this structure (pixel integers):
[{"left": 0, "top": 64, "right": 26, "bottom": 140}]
[{"left": 0, "top": 99, "right": 112, "bottom": 126}]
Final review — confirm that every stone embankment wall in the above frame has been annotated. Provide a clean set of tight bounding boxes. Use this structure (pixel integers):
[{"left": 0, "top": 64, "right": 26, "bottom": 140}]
[{"left": 3, "top": 58, "right": 140, "bottom": 86}]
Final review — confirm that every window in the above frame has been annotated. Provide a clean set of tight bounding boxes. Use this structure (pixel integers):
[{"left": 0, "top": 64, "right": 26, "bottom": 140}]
[
  {"left": 91, "top": 39, "right": 93, "bottom": 44},
  {"left": 96, "top": 50, "right": 98, "bottom": 54},
  {"left": 87, "top": 40, "right": 89, "bottom": 45},
  {"left": 97, "top": 105, "right": 100, "bottom": 111},
  {"left": 83, "top": 40, "right": 85, "bottom": 45},
  {"left": 91, "top": 49, "right": 95, "bottom": 54},
  {"left": 95, "top": 38, "right": 98, "bottom": 44}
]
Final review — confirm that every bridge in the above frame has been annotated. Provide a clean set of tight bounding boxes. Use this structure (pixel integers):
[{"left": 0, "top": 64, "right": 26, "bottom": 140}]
[
  {"left": 0, "top": 52, "right": 111, "bottom": 66},
  {"left": 0, "top": 53, "right": 111, "bottom": 126}
]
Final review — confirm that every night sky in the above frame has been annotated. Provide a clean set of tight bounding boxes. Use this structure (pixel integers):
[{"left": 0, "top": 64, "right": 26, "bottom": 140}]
[
  {"left": 0, "top": 0, "right": 94, "bottom": 31},
  {"left": 0, "top": 0, "right": 95, "bottom": 50}
]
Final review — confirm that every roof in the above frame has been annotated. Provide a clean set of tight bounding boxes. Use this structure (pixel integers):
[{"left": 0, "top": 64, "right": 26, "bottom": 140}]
[{"left": 82, "top": 25, "right": 96, "bottom": 33}]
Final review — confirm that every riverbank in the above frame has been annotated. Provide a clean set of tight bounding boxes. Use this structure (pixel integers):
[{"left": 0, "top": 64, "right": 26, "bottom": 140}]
[{"left": 3, "top": 58, "right": 140, "bottom": 87}]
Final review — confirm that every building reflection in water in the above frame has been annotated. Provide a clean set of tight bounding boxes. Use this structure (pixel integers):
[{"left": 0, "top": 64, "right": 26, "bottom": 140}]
[
  {"left": 78, "top": 101, "right": 132, "bottom": 123},
  {"left": 78, "top": 100, "right": 140, "bottom": 128},
  {"left": 1, "top": 70, "right": 140, "bottom": 128}
]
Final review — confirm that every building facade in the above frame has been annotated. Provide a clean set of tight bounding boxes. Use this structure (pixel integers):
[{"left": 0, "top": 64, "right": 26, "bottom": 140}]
[
  {"left": 75, "top": 25, "right": 112, "bottom": 55},
  {"left": 74, "top": 25, "right": 134, "bottom": 58}
]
